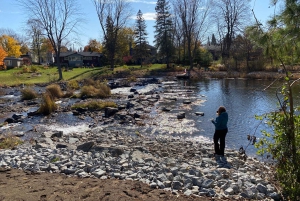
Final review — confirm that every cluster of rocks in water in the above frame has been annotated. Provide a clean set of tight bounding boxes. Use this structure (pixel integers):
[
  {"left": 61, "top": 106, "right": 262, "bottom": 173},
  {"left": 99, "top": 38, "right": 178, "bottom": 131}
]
[
  {"left": 0, "top": 127, "right": 281, "bottom": 200},
  {"left": 0, "top": 78, "right": 281, "bottom": 200}
]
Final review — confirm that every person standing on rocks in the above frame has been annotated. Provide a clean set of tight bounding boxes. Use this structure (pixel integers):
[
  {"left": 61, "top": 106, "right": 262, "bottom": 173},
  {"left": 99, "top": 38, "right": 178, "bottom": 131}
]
[{"left": 211, "top": 106, "right": 228, "bottom": 156}]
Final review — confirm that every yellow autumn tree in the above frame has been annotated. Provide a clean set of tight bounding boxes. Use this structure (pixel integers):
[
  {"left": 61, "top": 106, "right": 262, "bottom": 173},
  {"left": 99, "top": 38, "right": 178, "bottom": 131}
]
[
  {"left": 0, "top": 46, "right": 7, "bottom": 66},
  {"left": 0, "top": 35, "right": 22, "bottom": 57}
]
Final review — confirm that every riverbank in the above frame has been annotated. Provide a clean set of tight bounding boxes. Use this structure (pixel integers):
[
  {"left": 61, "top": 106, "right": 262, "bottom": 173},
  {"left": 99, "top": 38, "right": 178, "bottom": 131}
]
[{"left": 0, "top": 128, "right": 281, "bottom": 200}]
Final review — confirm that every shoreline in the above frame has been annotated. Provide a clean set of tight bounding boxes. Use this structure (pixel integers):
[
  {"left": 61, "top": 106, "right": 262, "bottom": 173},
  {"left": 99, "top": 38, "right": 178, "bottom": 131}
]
[{"left": 0, "top": 126, "right": 281, "bottom": 200}]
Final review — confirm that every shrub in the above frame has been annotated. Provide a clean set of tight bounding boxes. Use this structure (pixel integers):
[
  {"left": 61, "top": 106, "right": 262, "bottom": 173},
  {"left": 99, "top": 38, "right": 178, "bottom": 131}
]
[
  {"left": 38, "top": 92, "right": 57, "bottom": 115},
  {"left": 30, "top": 66, "right": 39, "bottom": 73},
  {"left": 21, "top": 66, "right": 30, "bottom": 73},
  {"left": 20, "top": 88, "right": 38, "bottom": 100},
  {"left": 0, "top": 134, "right": 23, "bottom": 149},
  {"left": 46, "top": 84, "right": 63, "bottom": 99},
  {"left": 67, "top": 80, "right": 80, "bottom": 90},
  {"left": 72, "top": 100, "right": 117, "bottom": 110}
]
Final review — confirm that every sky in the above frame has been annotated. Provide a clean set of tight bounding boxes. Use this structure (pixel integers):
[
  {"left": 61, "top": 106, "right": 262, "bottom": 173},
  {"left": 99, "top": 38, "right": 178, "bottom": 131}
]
[{"left": 0, "top": 0, "right": 282, "bottom": 50}]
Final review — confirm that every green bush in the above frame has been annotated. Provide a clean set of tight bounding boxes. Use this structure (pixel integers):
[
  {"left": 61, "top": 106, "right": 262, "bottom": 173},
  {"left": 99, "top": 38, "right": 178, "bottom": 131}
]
[
  {"left": 20, "top": 88, "right": 38, "bottom": 100},
  {"left": 21, "top": 66, "right": 30, "bottom": 73},
  {"left": 30, "top": 66, "right": 39, "bottom": 73},
  {"left": 46, "top": 84, "right": 63, "bottom": 99},
  {"left": 38, "top": 92, "right": 57, "bottom": 115}
]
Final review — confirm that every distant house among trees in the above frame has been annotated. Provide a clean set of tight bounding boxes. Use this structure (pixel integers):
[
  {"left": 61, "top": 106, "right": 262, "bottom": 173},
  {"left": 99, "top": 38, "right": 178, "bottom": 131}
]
[
  {"left": 3, "top": 57, "right": 23, "bottom": 69},
  {"left": 55, "top": 52, "right": 103, "bottom": 68}
]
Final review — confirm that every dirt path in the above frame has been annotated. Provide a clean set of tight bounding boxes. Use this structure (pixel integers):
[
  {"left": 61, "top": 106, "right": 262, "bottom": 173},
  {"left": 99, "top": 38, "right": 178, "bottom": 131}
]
[{"left": 0, "top": 168, "right": 214, "bottom": 201}]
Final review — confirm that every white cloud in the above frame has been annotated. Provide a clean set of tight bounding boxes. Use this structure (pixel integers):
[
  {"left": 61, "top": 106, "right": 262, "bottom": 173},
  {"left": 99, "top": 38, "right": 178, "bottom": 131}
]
[
  {"left": 130, "top": 12, "right": 156, "bottom": 21},
  {"left": 126, "top": 0, "right": 156, "bottom": 4}
]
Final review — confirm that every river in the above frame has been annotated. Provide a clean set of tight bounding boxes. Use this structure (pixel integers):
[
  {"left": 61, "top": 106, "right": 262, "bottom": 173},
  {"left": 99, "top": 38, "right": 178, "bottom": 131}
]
[{"left": 170, "top": 78, "right": 300, "bottom": 157}]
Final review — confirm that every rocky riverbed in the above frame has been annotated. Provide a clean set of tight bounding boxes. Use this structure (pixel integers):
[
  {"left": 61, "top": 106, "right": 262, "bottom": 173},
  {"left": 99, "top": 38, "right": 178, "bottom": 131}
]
[{"left": 0, "top": 77, "right": 281, "bottom": 200}]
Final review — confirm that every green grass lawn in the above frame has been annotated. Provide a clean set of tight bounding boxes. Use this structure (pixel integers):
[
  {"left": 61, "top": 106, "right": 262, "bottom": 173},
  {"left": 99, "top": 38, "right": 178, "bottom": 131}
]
[{"left": 0, "top": 64, "right": 172, "bottom": 87}]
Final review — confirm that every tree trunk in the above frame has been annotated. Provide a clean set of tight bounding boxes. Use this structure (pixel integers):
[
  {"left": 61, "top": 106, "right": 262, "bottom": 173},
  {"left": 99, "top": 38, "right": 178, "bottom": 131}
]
[{"left": 55, "top": 52, "right": 63, "bottom": 80}]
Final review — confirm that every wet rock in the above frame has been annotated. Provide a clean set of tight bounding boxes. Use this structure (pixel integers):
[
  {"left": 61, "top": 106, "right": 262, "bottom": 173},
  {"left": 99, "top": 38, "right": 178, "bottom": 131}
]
[
  {"left": 77, "top": 141, "right": 94, "bottom": 152},
  {"left": 56, "top": 144, "right": 68, "bottom": 149},
  {"left": 161, "top": 107, "right": 171, "bottom": 112},
  {"left": 183, "top": 99, "right": 192, "bottom": 104},
  {"left": 177, "top": 112, "right": 185, "bottom": 119},
  {"left": 105, "top": 107, "right": 118, "bottom": 118},
  {"left": 195, "top": 112, "right": 204, "bottom": 116},
  {"left": 130, "top": 88, "right": 137, "bottom": 93},
  {"left": 4, "top": 118, "right": 14, "bottom": 124}
]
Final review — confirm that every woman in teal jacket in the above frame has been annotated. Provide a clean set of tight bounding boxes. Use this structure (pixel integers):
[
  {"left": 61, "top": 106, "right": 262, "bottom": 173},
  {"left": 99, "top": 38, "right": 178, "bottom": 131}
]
[{"left": 211, "top": 106, "right": 228, "bottom": 156}]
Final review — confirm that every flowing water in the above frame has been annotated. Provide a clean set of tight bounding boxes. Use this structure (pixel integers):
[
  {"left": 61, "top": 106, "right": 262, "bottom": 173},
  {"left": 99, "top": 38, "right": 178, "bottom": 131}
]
[{"left": 1, "top": 78, "right": 300, "bottom": 157}]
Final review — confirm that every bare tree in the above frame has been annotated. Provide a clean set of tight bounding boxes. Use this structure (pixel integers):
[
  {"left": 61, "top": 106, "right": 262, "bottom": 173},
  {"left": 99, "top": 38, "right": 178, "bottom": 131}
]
[
  {"left": 26, "top": 19, "right": 45, "bottom": 64},
  {"left": 211, "top": 0, "right": 250, "bottom": 60},
  {"left": 92, "top": 0, "right": 132, "bottom": 69},
  {"left": 17, "top": 0, "right": 84, "bottom": 80},
  {"left": 172, "top": 0, "right": 210, "bottom": 74}
]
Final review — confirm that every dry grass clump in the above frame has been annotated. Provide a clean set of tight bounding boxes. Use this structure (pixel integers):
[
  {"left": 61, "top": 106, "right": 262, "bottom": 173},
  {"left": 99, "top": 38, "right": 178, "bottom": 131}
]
[
  {"left": 72, "top": 100, "right": 117, "bottom": 110},
  {"left": 67, "top": 80, "right": 80, "bottom": 90},
  {"left": 80, "top": 80, "right": 111, "bottom": 98},
  {"left": 46, "top": 84, "right": 63, "bottom": 99},
  {"left": 20, "top": 88, "right": 38, "bottom": 100},
  {"left": 0, "top": 134, "right": 23, "bottom": 149},
  {"left": 38, "top": 92, "right": 57, "bottom": 115},
  {"left": 63, "top": 90, "right": 76, "bottom": 98}
]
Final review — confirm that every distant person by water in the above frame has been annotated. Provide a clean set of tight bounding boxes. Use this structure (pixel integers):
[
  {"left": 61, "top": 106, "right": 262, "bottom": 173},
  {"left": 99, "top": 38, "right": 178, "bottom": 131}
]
[{"left": 211, "top": 106, "right": 228, "bottom": 156}]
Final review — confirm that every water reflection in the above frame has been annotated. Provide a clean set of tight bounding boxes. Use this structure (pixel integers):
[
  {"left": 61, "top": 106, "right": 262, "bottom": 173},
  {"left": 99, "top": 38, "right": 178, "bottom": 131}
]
[{"left": 177, "top": 78, "right": 300, "bottom": 156}]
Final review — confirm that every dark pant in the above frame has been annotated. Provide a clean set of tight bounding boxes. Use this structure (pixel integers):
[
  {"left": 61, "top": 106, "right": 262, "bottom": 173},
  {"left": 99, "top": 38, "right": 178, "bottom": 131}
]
[{"left": 213, "top": 128, "right": 228, "bottom": 156}]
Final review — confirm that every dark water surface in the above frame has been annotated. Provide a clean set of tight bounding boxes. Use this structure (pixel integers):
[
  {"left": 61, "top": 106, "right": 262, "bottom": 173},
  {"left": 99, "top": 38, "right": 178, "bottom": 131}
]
[{"left": 175, "top": 78, "right": 300, "bottom": 157}]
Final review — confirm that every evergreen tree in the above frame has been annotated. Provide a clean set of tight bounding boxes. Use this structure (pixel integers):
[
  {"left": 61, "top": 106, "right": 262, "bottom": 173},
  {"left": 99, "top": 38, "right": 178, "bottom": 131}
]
[
  {"left": 103, "top": 16, "right": 117, "bottom": 67},
  {"left": 134, "top": 10, "right": 149, "bottom": 67},
  {"left": 154, "top": 0, "right": 174, "bottom": 68},
  {"left": 211, "top": 34, "right": 217, "bottom": 46}
]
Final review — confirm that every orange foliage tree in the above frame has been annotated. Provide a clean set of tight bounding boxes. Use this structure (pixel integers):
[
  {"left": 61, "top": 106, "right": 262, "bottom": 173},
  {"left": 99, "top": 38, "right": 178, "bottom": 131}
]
[
  {"left": 0, "top": 35, "right": 21, "bottom": 57},
  {"left": 0, "top": 46, "right": 7, "bottom": 66}
]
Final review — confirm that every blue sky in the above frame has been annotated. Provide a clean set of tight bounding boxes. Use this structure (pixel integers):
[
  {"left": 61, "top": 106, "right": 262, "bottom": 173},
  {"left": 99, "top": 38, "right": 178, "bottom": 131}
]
[{"left": 0, "top": 0, "right": 280, "bottom": 49}]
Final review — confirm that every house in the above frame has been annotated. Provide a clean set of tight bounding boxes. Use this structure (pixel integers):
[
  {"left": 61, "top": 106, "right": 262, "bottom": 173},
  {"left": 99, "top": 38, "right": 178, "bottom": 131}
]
[
  {"left": 3, "top": 57, "right": 23, "bottom": 69},
  {"left": 55, "top": 52, "right": 102, "bottom": 67}
]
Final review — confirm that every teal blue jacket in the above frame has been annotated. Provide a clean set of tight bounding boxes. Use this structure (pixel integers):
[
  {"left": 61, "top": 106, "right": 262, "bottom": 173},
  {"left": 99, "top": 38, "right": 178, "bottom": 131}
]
[{"left": 212, "top": 112, "right": 228, "bottom": 130}]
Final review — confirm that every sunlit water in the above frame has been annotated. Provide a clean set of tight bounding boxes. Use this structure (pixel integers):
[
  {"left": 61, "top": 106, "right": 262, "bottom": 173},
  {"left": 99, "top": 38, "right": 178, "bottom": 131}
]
[
  {"left": 1, "top": 78, "right": 299, "bottom": 157},
  {"left": 172, "top": 78, "right": 300, "bottom": 156}
]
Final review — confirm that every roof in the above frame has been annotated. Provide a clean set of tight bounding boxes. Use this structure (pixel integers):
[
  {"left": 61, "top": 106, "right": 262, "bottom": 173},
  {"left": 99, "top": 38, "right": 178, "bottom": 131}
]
[
  {"left": 59, "top": 52, "right": 102, "bottom": 57},
  {"left": 4, "top": 57, "right": 23, "bottom": 61}
]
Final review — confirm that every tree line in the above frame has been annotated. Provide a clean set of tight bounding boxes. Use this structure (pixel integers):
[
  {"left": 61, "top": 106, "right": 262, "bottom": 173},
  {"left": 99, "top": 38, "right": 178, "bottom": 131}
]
[{"left": 0, "top": 0, "right": 298, "bottom": 79}]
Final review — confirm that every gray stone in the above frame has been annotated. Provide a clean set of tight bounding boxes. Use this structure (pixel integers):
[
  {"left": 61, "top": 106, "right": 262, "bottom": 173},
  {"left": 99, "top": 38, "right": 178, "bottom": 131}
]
[
  {"left": 150, "top": 182, "right": 157, "bottom": 188},
  {"left": 224, "top": 187, "right": 234, "bottom": 195},
  {"left": 256, "top": 183, "right": 267, "bottom": 194},
  {"left": 92, "top": 169, "right": 106, "bottom": 178},
  {"left": 171, "top": 181, "right": 183, "bottom": 190},
  {"left": 202, "top": 179, "right": 214, "bottom": 188},
  {"left": 77, "top": 142, "right": 94, "bottom": 152},
  {"left": 269, "top": 192, "right": 281, "bottom": 201},
  {"left": 184, "top": 189, "right": 192, "bottom": 196}
]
